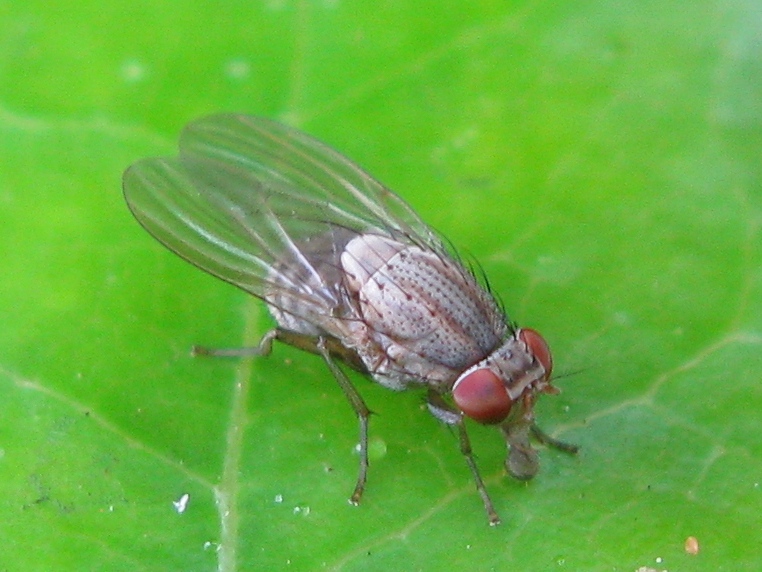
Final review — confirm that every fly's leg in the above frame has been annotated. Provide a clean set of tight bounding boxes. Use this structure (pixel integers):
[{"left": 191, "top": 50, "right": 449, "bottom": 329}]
[
  {"left": 530, "top": 424, "right": 579, "bottom": 454},
  {"left": 501, "top": 393, "right": 578, "bottom": 481},
  {"left": 194, "top": 328, "right": 372, "bottom": 505},
  {"left": 191, "top": 329, "right": 278, "bottom": 357},
  {"left": 501, "top": 420, "right": 540, "bottom": 481},
  {"left": 316, "top": 337, "right": 371, "bottom": 505},
  {"left": 501, "top": 423, "right": 577, "bottom": 480},
  {"left": 426, "top": 389, "right": 501, "bottom": 526},
  {"left": 194, "top": 329, "right": 368, "bottom": 373}
]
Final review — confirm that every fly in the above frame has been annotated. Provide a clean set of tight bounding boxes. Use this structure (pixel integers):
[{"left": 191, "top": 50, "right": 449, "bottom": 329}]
[{"left": 122, "top": 114, "right": 577, "bottom": 525}]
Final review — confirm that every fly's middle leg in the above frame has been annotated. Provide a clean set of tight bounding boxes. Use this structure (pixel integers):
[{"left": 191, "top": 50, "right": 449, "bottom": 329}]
[
  {"left": 316, "top": 337, "right": 372, "bottom": 506},
  {"left": 193, "top": 328, "right": 373, "bottom": 505}
]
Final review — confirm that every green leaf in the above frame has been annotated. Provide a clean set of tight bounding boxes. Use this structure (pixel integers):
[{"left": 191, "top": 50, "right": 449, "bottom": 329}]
[{"left": 1, "top": 1, "right": 761, "bottom": 570}]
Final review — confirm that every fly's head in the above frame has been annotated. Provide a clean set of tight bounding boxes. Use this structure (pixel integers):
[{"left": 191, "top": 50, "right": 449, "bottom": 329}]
[
  {"left": 451, "top": 328, "right": 555, "bottom": 426},
  {"left": 451, "top": 328, "right": 560, "bottom": 481}
]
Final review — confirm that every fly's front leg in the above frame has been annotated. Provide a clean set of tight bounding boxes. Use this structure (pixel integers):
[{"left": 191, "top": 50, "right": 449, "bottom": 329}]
[
  {"left": 530, "top": 424, "right": 579, "bottom": 454},
  {"left": 500, "top": 419, "right": 540, "bottom": 481},
  {"left": 426, "top": 389, "right": 501, "bottom": 526},
  {"left": 501, "top": 393, "right": 578, "bottom": 480},
  {"left": 315, "top": 337, "right": 371, "bottom": 505},
  {"left": 500, "top": 422, "right": 578, "bottom": 480}
]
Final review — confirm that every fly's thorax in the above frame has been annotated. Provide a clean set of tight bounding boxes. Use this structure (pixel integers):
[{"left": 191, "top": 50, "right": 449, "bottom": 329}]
[
  {"left": 451, "top": 328, "right": 553, "bottom": 425},
  {"left": 339, "top": 233, "right": 507, "bottom": 388}
]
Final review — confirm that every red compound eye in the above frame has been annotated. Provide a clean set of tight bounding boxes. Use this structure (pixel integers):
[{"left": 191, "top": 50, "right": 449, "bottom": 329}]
[
  {"left": 452, "top": 368, "right": 512, "bottom": 425},
  {"left": 519, "top": 328, "right": 552, "bottom": 378}
]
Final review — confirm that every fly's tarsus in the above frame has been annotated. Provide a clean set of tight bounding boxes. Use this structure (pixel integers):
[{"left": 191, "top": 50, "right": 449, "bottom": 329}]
[{"left": 191, "top": 328, "right": 278, "bottom": 358}]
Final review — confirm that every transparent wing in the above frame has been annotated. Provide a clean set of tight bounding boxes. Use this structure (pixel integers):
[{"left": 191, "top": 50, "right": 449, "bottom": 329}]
[{"left": 123, "top": 114, "right": 445, "bottom": 318}]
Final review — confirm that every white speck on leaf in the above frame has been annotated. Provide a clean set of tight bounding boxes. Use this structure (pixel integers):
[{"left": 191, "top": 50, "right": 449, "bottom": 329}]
[
  {"left": 121, "top": 59, "right": 146, "bottom": 83},
  {"left": 225, "top": 59, "right": 250, "bottom": 80},
  {"left": 173, "top": 493, "right": 190, "bottom": 514}
]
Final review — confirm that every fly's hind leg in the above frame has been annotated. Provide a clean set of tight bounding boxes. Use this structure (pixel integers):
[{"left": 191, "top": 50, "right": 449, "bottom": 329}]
[
  {"left": 191, "top": 328, "right": 278, "bottom": 358},
  {"left": 194, "top": 329, "right": 368, "bottom": 372}
]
